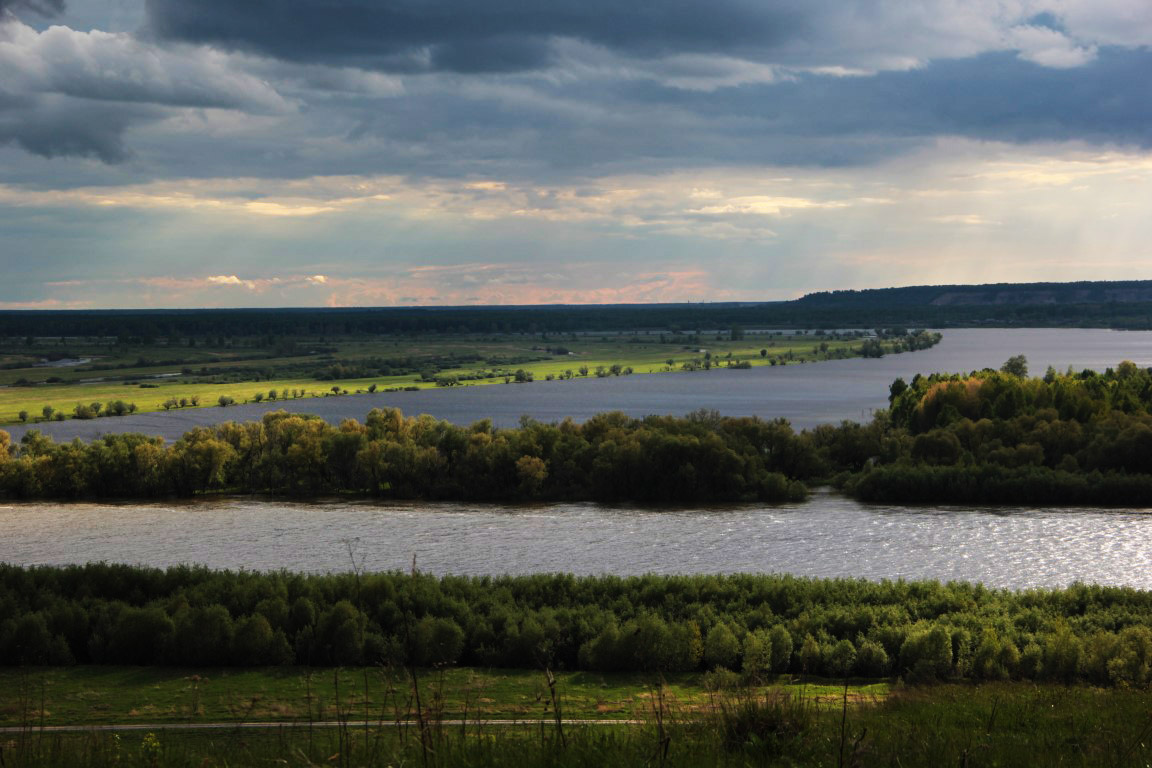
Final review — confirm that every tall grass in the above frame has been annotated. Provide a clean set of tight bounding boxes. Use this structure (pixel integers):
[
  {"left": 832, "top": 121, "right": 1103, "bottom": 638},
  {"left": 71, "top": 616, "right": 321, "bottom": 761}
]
[{"left": 4, "top": 678, "right": 1152, "bottom": 767}]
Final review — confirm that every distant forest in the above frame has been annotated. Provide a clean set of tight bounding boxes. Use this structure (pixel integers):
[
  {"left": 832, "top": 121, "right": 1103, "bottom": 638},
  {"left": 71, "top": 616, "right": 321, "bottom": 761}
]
[{"left": 4, "top": 280, "right": 1152, "bottom": 338}]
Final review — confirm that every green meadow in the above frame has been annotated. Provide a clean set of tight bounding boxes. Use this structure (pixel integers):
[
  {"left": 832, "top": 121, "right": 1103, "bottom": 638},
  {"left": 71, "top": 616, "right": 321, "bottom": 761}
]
[
  {"left": 0, "top": 329, "right": 902, "bottom": 425},
  {"left": 3, "top": 668, "right": 1150, "bottom": 767},
  {"left": 0, "top": 667, "right": 888, "bottom": 727}
]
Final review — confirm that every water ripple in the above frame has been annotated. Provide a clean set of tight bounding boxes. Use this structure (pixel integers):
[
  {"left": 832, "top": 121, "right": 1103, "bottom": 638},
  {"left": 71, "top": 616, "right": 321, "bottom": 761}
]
[{"left": 2, "top": 494, "right": 1152, "bottom": 589}]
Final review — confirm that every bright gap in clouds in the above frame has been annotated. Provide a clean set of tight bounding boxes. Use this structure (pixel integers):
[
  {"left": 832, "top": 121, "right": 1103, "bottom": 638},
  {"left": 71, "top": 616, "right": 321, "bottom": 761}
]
[{"left": 1, "top": 139, "right": 1149, "bottom": 308}]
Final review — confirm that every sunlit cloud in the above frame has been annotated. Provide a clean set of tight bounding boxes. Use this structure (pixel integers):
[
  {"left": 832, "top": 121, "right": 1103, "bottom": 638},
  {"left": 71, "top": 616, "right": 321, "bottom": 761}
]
[
  {"left": 206, "top": 275, "right": 259, "bottom": 289},
  {"left": 0, "top": 266, "right": 727, "bottom": 309},
  {"left": 1, "top": 139, "right": 1151, "bottom": 308}
]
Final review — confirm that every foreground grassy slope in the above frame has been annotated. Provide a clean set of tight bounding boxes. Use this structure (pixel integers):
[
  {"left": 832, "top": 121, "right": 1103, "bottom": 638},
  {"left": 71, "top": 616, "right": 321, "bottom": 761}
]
[
  {"left": 0, "top": 667, "right": 888, "bottom": 726},
  {"left": 2, "top": 674, "right": 1150, "bottom": 767}
]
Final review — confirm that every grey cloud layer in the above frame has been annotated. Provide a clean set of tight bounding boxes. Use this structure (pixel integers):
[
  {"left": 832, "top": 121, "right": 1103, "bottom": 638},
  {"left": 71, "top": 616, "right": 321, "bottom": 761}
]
[
  {"left": 134, "top": 47, "right": 1151, "bottom": 182},
  {"left": 0, "top": 18, "right": 290, "bottom": 160},
  {"left": 144, "top": 0, "right": 803, "bottom": 72},
  {"left": 141, "top": 0, "right": 1149, "bottom": 74},
  {"left": 0, "top": 0, "right": 64, "bottom": 18},
  {"left": 0, "top": 0, "right": 1149, "bottom": 175}
]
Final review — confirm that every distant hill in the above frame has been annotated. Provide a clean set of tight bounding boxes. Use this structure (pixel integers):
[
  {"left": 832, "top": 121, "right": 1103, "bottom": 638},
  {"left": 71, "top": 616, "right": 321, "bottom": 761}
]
[
  {"left": 3, "top": 280, "right": 1152, "bottom": 336},
  {"left": 797, "top": 280, "right": 1152, "bottom": 308}
]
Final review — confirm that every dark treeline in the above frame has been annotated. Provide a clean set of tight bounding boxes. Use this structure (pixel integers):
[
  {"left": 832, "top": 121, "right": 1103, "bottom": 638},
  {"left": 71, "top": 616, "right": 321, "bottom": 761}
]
[
  {"left": 797, "top": 279, "right": 1152, "bottom": 308},
  {"left": 6, "top": 564, "right": 1152, "bottom": 686},
  {"left": 0, "top": 409, "right": 810, "bottom": 503},
  {"left": 5, "top": 292, "right": 1152, "bottom": 341},
  {"left": 828, "top": 359, "right": 1152, "bottom": 504}
]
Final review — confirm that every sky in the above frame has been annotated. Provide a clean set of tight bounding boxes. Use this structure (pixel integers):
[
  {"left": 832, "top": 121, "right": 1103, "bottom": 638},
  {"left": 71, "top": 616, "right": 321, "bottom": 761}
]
[{"left": 0, "top": 0, "right": 1150, "bottom": 308}]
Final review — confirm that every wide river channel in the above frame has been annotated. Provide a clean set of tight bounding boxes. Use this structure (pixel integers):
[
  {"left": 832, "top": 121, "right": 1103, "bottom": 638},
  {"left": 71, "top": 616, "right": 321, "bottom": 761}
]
[
  {"left": 3, "top": 492, "right": 1151, "bottom": 590},
  {"left": 7, "top": 327, "right": 1152, "bottom": 590}
]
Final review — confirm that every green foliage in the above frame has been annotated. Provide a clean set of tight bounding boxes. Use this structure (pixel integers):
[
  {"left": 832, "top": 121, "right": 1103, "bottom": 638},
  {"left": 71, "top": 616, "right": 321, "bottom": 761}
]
[
  {"left": 830, "top": 361, "right": 1152, "bottom": 505},
  {"left": 1000, "top": 354, "right": 1029, "bottom": 377},
  {"left": 0, "top": 409, "right": 812, "bottom": 503},
  {"left": 704, "top": 623, "right": 741, "bottom": 671},
  {"left": 740, "top": 629, "right": 773, "bottom": 682},
  {"left": 6, "top": 564, "right": 1152, "bottom": 687}
]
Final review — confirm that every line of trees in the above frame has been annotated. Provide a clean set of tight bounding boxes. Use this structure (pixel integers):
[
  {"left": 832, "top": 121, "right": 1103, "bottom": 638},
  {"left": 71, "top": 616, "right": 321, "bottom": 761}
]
[
  {"left": 5, "top": 564, "right": 1152, "bottom": 686},
  {"left": 0, "top": 409, "right": 810, "bottom": 503},
  {"left": 11, "top": 295, "right": 1152, "bottom": 343}
]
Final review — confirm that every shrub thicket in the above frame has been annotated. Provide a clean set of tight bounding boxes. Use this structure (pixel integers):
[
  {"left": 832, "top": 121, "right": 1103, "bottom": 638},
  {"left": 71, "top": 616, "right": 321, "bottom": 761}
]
[{"left": 4, "top": 564, "right": 1152, "bottom": 686}]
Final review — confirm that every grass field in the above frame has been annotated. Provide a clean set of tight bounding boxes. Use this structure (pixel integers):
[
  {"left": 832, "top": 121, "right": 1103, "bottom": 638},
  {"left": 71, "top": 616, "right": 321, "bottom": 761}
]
[
  {"left": 0, "top": 330, "right": 876, "bottom": 426},
  {"left": 0, "top": 667, "right": 888, "bottom": 727},
  {"left": 3, "top": 667, "right": 1151, "bottom": 766}
]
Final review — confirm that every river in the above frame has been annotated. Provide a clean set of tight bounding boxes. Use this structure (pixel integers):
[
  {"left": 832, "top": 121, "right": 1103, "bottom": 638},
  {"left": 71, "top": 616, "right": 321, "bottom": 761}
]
[
  {"left": 3, "top": 492, "right": 1150, "bottom": 590},
  {"left": 8, "top": 327, "right": 1152, "bottom": 589},
  {"left": 9, "top": 327, "right": 1152, "bottom": 443}
]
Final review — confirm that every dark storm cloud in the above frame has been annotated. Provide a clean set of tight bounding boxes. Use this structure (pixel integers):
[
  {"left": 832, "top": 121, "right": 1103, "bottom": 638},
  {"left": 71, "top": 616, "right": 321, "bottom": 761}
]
[
  {"left": 2, "top": 0, "right": 1149, "bottom": 174},
  {"left": 696, "top": 47, "right": 1152, "bottom": 148},
  {"left": 143, "top": 0, "right": 803, "bottom": 72},
  {"left": 309, "top": 47, "right": 1152, "bottom": 183},
  {"left": 0, "top": 98, "right": 148, "bottom": 162},
  {"left": 0, "top": 16, "right": 290, "bottom": 163}
]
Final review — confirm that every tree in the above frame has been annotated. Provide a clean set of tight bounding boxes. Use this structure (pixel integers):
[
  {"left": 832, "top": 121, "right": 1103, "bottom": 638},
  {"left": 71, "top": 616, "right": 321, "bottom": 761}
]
[
  {"left": 769, "top": 625, "right": 793, "bottom": 671},
  {"left": 889, "top": 377, "right": 908, "bottom": 403},
  {"left": 17, "top": 410, "right": 28, "bottom": 423},
  {"left": 1001, "top": 355, "right": 1028, "bottom": 377},
  {"left": 41, "top": 405, "right": 55, "bottom": 421},
  {"left": 741, "top": 629, "right": 773, "bottom": 681},
  {"left": 826, "top": 638, "right": 857, "bottom": 677},
  {"left": 515, "top": 455, "right": 548, "bottom": 498}
]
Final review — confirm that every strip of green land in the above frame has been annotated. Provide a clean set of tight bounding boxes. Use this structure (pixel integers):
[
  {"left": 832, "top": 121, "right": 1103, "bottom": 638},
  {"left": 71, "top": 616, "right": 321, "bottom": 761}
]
[
  {"left": 0, "top": 667, "right": 887, "bottom": 727},
  {"left": 0, "top": 329, "right": 937, "bottom": 425},
  {"left": 3, "top": 673, "right": 1152, "bottom": 767}
]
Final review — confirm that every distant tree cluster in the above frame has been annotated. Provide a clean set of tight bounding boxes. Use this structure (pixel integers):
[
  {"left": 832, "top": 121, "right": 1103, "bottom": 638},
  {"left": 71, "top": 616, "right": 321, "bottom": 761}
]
[
  {"left": 0, "top": 409, "right": 809, "bottom": 503},
  {"left": 822, "top": 358, "right": 1152, "bottom": 504},
  {"left": 4, "top": 564, "right": 1152, "bottom": 686}
]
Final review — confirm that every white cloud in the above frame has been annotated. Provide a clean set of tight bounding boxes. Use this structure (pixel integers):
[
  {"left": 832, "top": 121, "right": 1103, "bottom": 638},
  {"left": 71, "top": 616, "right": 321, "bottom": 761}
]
[
  {"left": 1052, "top": 0, "right": 1152, "bottom": 48},
  {"left": 0, "top": 16, "right": 291, "bottom": 161},
  {"left": 1007, "top": 24, "right": 1097, "bottom": 68},
  {"left": 0, "top": 20, "right": 290, "bottom": 111},
  {"left": 206, "top": 274, "right": 257, "bottom": 289}
]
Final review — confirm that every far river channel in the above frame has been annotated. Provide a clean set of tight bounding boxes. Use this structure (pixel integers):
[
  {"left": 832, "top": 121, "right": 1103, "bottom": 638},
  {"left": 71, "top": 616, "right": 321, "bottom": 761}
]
[{"left": 7, "top": 327, "right": 1152, "bottom": 589}]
